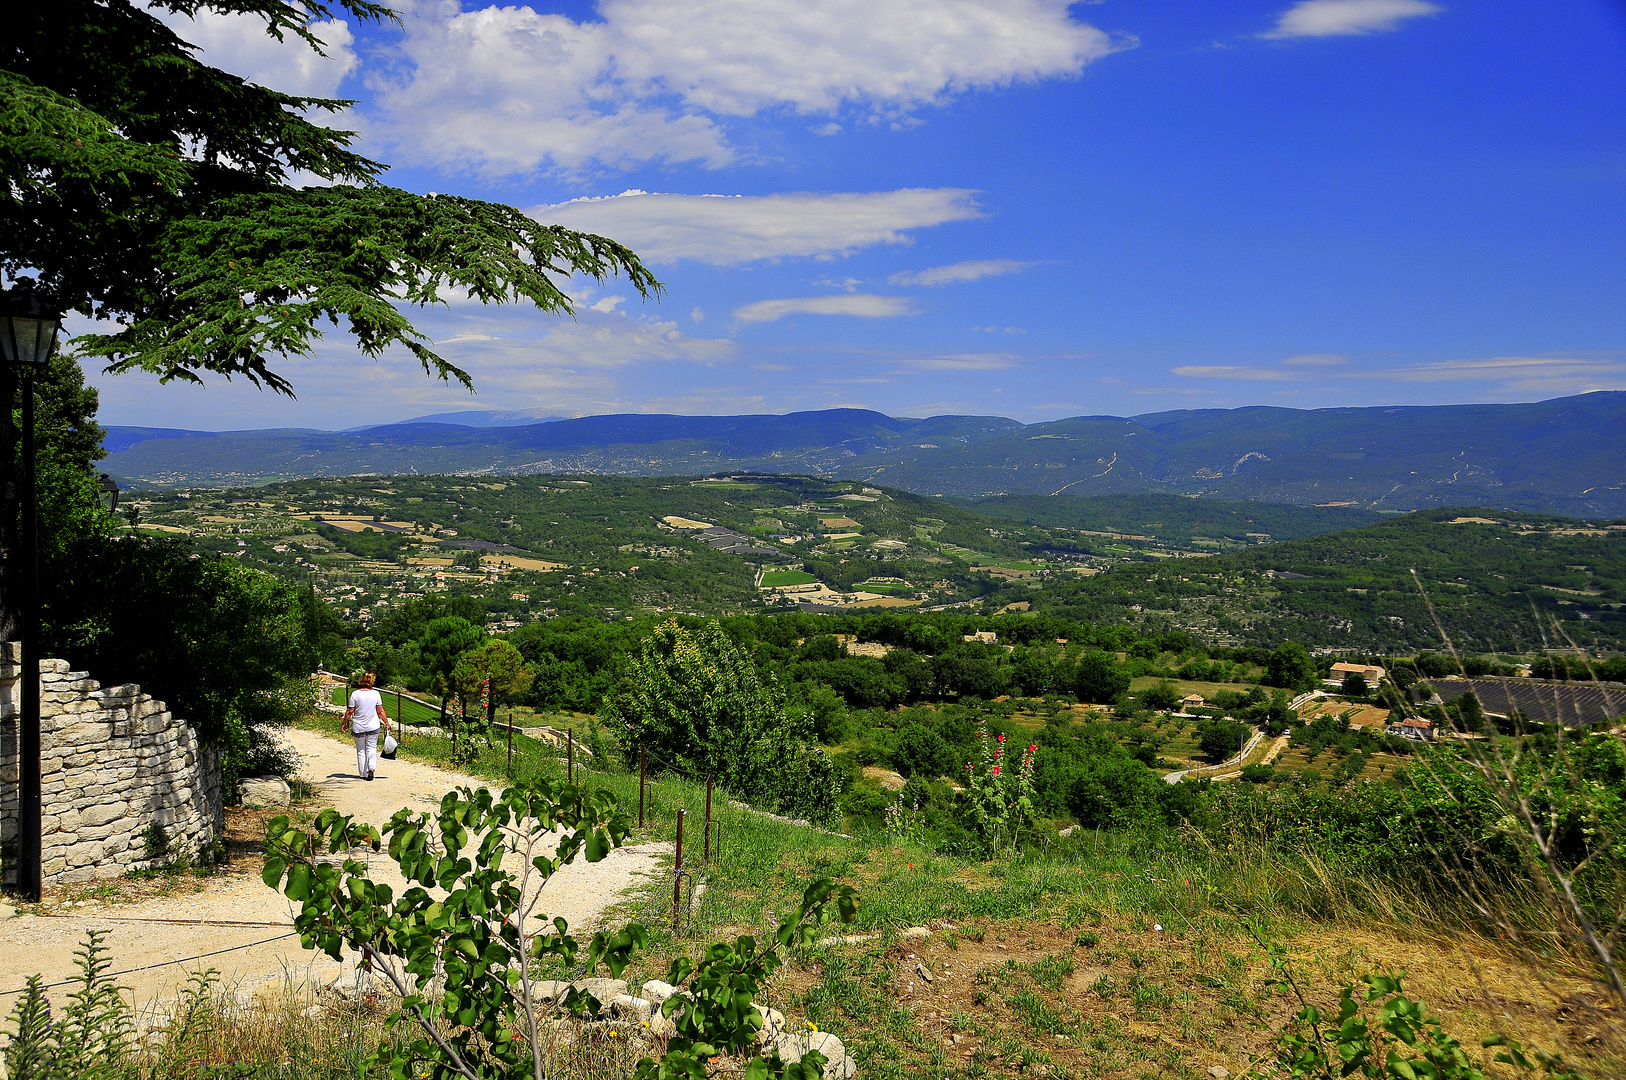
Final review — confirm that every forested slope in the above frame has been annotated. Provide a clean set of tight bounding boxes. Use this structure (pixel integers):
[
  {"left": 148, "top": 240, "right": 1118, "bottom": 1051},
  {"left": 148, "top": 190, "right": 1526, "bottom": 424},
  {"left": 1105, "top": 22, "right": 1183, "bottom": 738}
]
[{"left": 1034, "top": 509, "right": 1626, "bottom": 653}]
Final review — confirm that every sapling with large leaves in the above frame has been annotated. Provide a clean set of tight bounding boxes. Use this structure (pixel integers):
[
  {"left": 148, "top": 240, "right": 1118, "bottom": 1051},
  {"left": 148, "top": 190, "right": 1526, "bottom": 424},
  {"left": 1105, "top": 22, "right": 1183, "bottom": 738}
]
[{"left": 263, "top": 779, "right": 857, "bottom": 1080}]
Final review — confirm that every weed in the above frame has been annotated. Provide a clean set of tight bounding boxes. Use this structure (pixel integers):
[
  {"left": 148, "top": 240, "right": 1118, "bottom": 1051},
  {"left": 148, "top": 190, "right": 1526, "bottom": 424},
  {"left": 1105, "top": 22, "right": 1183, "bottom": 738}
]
[
  {"left": 1073, "top": 930, "right": 1101, "bottom": 948},
  {"left": 1010, "top": 990, "right": 1069, "bottom": 1037},
  {"left": 1028, "top": 952, "right": 1076, "bottom": 993},
  {"left": 140, "top": 821, "right": 168, "bottom": 862},
  {"left": 1129, "top": 971, "right": 1173, "bottom": 1014}
]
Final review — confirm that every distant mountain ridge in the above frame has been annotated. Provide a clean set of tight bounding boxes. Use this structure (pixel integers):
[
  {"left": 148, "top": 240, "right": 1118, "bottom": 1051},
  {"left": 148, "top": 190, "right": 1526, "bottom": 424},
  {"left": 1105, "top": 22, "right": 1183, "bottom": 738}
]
[
  {"left": 379, "top": 408, "right": 570, "bottom": 429},
  {"left": 101, "top": 392, "right": 1626, "bottom": 516}
]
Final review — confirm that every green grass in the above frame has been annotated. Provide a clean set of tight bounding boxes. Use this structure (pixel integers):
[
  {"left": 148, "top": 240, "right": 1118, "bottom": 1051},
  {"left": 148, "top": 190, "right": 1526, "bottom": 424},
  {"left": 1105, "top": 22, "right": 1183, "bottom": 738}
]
[
  {"left": 279, "top": 715, "right": 1621, "bottom": 1080},
  {"left": 761, "top": 569, "right": 820, "bottom": 588},
  {"left": 329, "top": 686, "right": 444, "bottom": 725}
]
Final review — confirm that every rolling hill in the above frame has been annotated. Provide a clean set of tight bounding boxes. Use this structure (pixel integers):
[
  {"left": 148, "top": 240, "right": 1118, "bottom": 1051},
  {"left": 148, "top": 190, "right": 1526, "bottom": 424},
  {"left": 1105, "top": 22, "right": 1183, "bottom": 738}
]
[{"left": 103, "top": 392, "right": 1626, "bottom": 516}]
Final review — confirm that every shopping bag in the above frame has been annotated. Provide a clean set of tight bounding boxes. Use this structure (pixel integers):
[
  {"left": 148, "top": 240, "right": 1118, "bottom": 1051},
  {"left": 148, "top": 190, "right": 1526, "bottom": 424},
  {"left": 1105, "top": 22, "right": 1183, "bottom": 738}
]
[{"left": 381, "top": 734, "right": 399, "bottom": 759}]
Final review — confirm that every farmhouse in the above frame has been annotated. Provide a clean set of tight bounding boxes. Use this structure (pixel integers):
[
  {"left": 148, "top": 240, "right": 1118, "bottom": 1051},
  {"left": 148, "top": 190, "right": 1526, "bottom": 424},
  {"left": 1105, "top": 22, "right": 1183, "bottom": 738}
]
[
  {"left": 1330, "top": 661, "right": 1386, "bottom": 684},
  {"left": 1392, "top": 717, "right": 1435, "bottom": 740}
]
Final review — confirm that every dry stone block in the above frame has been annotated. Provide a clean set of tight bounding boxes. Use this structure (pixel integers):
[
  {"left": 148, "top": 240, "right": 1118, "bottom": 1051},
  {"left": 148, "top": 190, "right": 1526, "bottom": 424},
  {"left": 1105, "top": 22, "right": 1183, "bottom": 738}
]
[{"left": 239, "top": 777, "right": 291, "bottom": 809}]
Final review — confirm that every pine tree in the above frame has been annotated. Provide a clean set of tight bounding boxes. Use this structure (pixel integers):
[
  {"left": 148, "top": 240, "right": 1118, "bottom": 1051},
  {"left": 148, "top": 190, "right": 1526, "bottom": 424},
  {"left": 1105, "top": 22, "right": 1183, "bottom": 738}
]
[{"left": 4, "top": 0, "right": 659, "bottom": 393}]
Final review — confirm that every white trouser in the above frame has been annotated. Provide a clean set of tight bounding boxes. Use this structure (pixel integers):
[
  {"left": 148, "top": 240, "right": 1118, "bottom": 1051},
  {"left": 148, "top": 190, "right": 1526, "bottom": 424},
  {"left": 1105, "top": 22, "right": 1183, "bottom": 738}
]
[{"left": 354, "top": 729, "right": 379, "bottom": 776}]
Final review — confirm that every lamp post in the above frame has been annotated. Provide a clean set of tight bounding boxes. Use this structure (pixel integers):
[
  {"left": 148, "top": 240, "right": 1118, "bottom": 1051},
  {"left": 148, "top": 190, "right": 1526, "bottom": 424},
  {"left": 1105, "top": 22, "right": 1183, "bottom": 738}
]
[
  {"left": 2, "top": 279, "right": 62, "bottom": 902},
  {"left": 98, "top": 473, "right": 120, "bottom": 515}
]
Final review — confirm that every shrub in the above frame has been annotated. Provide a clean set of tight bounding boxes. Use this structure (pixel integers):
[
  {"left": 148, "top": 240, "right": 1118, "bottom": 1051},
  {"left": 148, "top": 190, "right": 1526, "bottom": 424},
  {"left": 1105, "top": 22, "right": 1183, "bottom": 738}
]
[{"left": 262, "top": 781, "right": 859, "bottom": 1080}]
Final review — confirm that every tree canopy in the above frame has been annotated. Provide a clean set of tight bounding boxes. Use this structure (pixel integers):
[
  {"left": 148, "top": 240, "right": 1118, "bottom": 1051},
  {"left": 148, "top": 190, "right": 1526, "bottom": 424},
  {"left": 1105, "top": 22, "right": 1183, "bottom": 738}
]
[{"left": 6, "top": 0, "right": 659, "bottom": 393}]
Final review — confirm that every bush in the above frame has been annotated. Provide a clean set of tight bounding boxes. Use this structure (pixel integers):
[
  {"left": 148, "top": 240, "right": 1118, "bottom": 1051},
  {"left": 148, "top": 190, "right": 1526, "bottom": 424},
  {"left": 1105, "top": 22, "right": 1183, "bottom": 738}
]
[
  {"left": 41, "top": 533, "right": 321, "bottom": 795},
  {"left": 893, "top": 722, "right": 956, "bottom": 779}
]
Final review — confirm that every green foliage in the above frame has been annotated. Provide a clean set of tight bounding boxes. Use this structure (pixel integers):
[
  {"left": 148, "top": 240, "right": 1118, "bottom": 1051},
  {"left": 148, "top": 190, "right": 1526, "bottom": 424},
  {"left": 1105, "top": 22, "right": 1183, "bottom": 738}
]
[
  {"left": 1075, "top": 650, "right": 1132, "bottom": 704},
  {"left": 635, "top": 879, "right": 859, "bottom": 1080},
  {"left": 452, "top": 638, "right": 534, "bottom": 718},
  {"left": 1270, "top": 964, "right": 1585, "bottom": 1080},
  {"left": 3, "top": 930, "right": 131, "bottom": 1080},
  {"left": 959, "top": 723, "right": 1037, "bottom": 856},
  {"left": 12, "top": 0, "right": 657, "bottom": 394},
  {"left": 1267, "top": 641, "right": 1319, "bottom": 692},
  {"left": 967, "top": 492, "right": 1383, "bottom": 546},
  {"left": 1198, "top": 718, "right": 1250, "bottom": 765},
  {"left": 1038, "top": 510, "right": 1626, "bottom": 653},
  {"left": 261, "top": 781, "right": 857, "bottom": 1080},
  {"left": 605, "top": 619, "right": 845, "bottom": 825},
  {"left": 418, "top": 615, "right": 484, "bottom": 707},
  {"left": 40, "top": 533, "right": 319, "bottom": 791},
  {"left": 264, "top": 781, "right": 632, "bottom": 1078},
  {"left": 1141, "top": 678, "right": 1181, "bottom": 711}
]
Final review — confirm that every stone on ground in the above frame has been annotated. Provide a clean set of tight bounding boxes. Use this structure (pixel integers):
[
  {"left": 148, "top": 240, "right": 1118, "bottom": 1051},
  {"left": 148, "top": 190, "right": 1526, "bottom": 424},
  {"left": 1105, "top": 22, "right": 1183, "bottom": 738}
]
[{"left": 239, "top": 777, "right": 291, "bottom": 808}]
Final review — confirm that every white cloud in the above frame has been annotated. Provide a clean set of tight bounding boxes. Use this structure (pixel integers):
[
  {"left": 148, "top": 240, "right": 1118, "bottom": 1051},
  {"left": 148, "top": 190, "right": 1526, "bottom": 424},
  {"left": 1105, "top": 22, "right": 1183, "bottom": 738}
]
[
  {"left": 916, "top": 353, "right": 1022, "bottom": 370},
  {"left": 691, "top": 307, "right": 705, "bottom": 323},
  {"left": 590, "top": 295, "right": 627, "bottom": 314},
  {"left": 890, "top": 259, "right": 1035, "bottom": 287},
  {"left": 370, "top": 0, "right": 1121, "bottom": 175},
  {"left": 157, "top": 10, "right": 358, "bottom": 96},
  {"left": 733, "top": 295, "right": 918, "bottom": 323},
  {"left": 1262, "top": 0, "right": 1441, "bottom": 39},
  {"left": 1171, "top": 365, "right": 1296, "bottom": 381},
  {"left": 1375, "top": 356, "right": 1626, "bottom": 388},
  {"left": 1281, "top": 352, "right": 1346, "bottom": 366},
  {"left": 535, "top": 188, "right": 982, "bottom": 265}
]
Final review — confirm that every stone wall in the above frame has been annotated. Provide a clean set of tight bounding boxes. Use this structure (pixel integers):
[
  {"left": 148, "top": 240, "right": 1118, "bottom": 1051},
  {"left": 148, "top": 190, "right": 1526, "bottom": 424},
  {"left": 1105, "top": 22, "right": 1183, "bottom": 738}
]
[{"left": 0, "top": 642, "right": 223, "bottom": 887}]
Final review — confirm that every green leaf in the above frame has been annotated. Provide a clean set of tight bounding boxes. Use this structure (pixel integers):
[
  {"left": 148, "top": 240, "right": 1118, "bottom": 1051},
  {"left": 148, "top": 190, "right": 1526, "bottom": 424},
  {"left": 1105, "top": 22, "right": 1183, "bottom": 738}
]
[
  {"left": 285, "top": 862, "right": 313, "bottom": 901},
  {"left": 261, "top": 856, "right": 286, "bottom": 889}
]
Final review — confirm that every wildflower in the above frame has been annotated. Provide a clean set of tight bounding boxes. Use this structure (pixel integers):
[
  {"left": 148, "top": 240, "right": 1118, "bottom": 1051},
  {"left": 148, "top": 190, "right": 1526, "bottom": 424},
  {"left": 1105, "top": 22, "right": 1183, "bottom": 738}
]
[
  {"left": 997, "top": 733, "right": 1006, "bottom": 743},
  {"left": 992, "top": 766, "right": 1001, "bottom": 775},
  {"left": 1029, "top": 745, "right": 1037, "bottom": 752}
]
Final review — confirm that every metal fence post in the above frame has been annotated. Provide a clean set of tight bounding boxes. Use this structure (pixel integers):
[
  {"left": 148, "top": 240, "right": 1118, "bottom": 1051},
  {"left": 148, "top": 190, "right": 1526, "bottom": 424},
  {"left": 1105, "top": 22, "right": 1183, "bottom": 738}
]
[
  {"left": 674, "top": 809, "right": 686, "bottom": 916},
  {"left": 704, "top": 771, "right": 713, "bottom": 862},
  {"left": 639, "top": 746, "right": 646, "bottom": 828},
  {"left": 567, "top": 727, "right": 574, "bottom": 784}
]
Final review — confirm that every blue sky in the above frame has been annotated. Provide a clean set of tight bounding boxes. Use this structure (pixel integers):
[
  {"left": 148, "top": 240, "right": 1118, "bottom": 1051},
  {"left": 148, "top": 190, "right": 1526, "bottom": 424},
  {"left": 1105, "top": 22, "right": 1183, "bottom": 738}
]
[{"left": 90, "top": 0, "right": 1626, "bottom": 429}]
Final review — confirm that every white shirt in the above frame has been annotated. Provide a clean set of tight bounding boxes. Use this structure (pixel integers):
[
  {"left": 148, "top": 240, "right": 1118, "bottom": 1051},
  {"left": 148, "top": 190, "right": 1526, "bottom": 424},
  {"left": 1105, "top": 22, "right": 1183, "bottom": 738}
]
[{"left": 348, "top": 688, "right": 385, "bottom": 733}]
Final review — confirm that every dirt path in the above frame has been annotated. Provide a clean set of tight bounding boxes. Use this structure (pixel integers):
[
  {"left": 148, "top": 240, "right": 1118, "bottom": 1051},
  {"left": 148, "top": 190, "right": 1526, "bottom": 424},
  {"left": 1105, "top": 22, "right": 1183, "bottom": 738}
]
[{"left": 0, "top": 728, "right": 668, "bottom": 1016}]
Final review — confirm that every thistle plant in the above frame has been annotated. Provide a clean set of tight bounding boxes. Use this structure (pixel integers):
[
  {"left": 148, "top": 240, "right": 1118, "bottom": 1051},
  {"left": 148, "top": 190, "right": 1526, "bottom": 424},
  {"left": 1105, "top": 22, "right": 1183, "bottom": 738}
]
[{"left": 960, "top": 723, "right": 1037, "bottom": 857}]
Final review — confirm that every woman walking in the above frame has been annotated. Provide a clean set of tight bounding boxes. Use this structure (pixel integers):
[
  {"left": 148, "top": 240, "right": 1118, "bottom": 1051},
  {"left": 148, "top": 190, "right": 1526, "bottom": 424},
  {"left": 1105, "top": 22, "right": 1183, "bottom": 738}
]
[{"left": 342, "top": 671, "right": 390, "bottom": 780}]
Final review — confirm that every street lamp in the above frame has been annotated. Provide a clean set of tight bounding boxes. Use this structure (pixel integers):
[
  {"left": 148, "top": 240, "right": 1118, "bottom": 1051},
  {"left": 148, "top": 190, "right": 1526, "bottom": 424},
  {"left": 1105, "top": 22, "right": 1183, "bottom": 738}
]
[
  {"left": 3, "top": 278, "right": 61, "bottom": 903},
  {"left": 99, "top": 473, "right": 120, "bottom": 514}
]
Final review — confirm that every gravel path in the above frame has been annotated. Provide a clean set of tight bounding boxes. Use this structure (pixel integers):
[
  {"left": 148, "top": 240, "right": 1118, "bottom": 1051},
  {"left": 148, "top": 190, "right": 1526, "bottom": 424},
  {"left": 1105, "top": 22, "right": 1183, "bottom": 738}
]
[{"left": 0, "top": 727, "right": 668, "bottom": 1015}]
